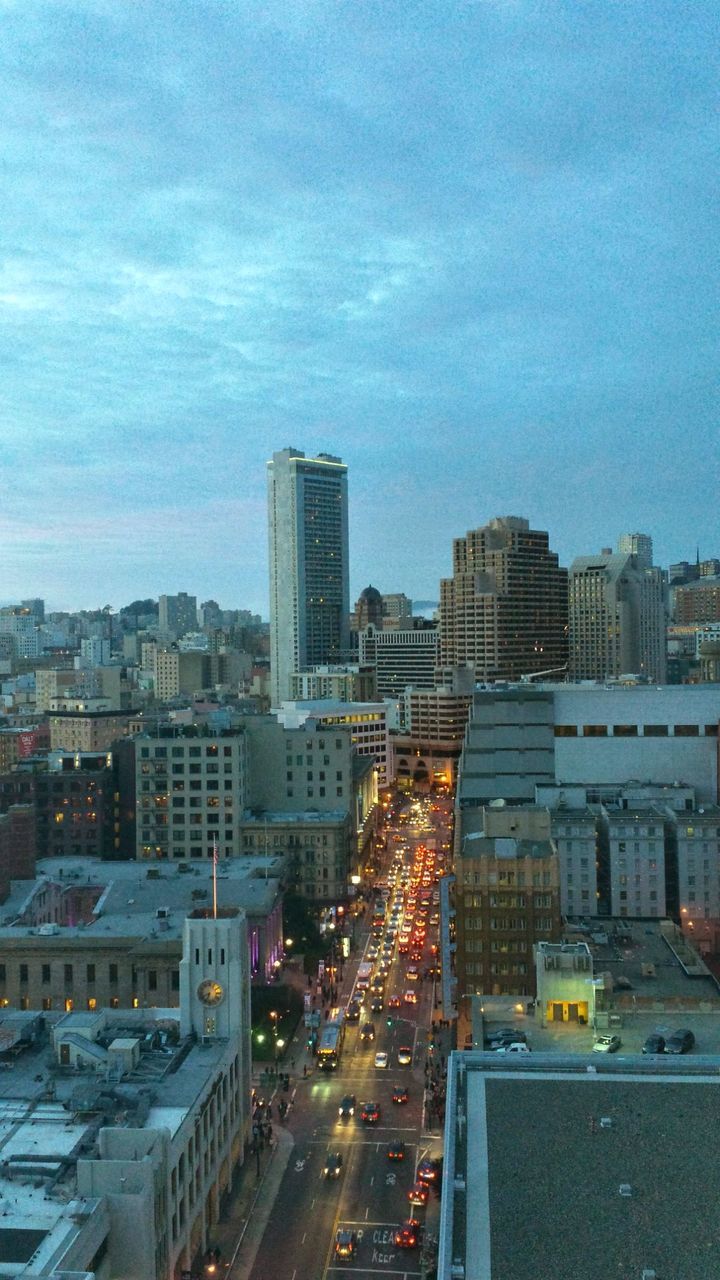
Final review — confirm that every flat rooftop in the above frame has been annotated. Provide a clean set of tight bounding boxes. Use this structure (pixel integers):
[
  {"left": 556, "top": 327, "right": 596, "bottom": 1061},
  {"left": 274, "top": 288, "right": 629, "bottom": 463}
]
[
  {"left": 566, "top": 918, "right": 720, "bottom": 1004},
  {"left": 442, "top": 1055, "right": 720, "bottom": 1280}
]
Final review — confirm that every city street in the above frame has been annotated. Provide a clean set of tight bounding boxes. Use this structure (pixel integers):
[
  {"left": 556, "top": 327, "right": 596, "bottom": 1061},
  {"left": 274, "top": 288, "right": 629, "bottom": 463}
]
[{"left": 239, "top": 791, "right": 451, "bottom": 1280}]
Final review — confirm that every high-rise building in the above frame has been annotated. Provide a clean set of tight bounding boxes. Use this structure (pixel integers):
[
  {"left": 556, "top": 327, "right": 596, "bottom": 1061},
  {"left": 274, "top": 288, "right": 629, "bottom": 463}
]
[
  {"left": 439, "top": 516, "right": 568, "bottom": 682},
  {"left": 617, "top": 531, "right": 654, "bottom": 569},
  {"left": 382, "top": 592, "right": 413, "bottom": 622},
  {"left": 267, "top": 448, "right": 349, "bottom": 706},
  {"left": 158, "top": 591, "right": 198, "bottom": 638},
  {"left": 568, "top": 550, "right": 666, "bottom": 681},
  {"left": 359, "top": 620, "right": 438, "bottom": 697}
]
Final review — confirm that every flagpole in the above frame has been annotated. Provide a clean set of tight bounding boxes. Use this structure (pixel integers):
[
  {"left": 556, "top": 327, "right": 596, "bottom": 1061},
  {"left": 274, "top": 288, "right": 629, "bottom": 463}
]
[{"left": 212, "top": 838, "right": 218, "bottom": 920}]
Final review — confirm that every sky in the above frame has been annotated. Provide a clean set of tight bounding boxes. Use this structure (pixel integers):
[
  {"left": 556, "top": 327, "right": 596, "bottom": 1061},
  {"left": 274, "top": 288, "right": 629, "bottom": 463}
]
[{"left": 0, "top": 0, "right": 717, "bottom": 617}]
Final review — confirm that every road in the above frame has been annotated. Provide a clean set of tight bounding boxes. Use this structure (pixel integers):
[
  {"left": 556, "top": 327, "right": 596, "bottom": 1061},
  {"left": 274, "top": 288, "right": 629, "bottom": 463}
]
[{"left": 244, "top": 793, "right": 451, "bottom": 1280}]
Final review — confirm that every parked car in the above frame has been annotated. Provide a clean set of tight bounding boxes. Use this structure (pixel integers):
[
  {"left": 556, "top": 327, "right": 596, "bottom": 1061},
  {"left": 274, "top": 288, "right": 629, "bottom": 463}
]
[
  {"left": 493, "top": 1042, "right": 531, "bottom": 1054},
  {"left": 642, "top": 1034, "right": 665, "bottom": 1055},
  {"left": 485, "top": 1028, "right": 527, "bottom": 1048},
  {"left": 592, "top": 1035, "right": 622, "bottom": 1053},
  {"left": 665, "top": 1029, "right": 695, "bottom": 1055}
]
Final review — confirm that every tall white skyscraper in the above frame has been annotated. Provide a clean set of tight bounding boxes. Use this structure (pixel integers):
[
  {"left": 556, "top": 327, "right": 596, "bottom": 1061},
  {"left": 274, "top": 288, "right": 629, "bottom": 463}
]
[{"left": 267, "top": 448, "right": 350, "bottom": 706}]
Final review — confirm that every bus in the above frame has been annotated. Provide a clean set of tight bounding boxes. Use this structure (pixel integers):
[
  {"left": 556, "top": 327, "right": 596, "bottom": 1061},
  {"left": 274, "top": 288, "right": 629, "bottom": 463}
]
[
  {"left": 355, "top": 961, "right": 373, "bottom": 991},
  {"left": 317, "top": 1009, "right": 345, "bottom": 1071}
]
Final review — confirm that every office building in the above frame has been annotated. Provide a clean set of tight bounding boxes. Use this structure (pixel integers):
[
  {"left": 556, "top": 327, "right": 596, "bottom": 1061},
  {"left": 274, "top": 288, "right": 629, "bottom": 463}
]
[
  {"left": 277, "top": 698, "right": 389, "bottom": 785},
  {"left": 352, "top": 584, "right": 383, "bottom": 632},
  {"left": 359, "top": 620, "right": 438, "bottom": 697},
  {"left": 267, "top": 448, "right": 350, "bottom": 706},
  {"left": 154, "top": 648, "right": 210, "bottom": 702},
  {"left": 135, "top": 730, "right": 247, "bottom": 860},
  {"left": 381, "top": 592, "right": 413, "bottom": 622},
  {"left": 568, "top": 549, "right": 667, "bottom": 681},
  {"left": 158, "top": 592, "right": 198, "bottom": 638},
  {"left": 48, "top": 708, "right": 133, "bottom": 753},
  {"left": 454, "top": 805, "right": 561, "bottom": 1005},
  {"left": 439, "top": 516, "right": 568, "bottom": 682},
  {"left": 674, "top": 575, "right": 720, "bottom": 624},
  {"left": 617, "top": 530, "right": 654, "bottom": 569},
  {"left": 438, "top": 1054, "right": 720, "bottom": 1280}
]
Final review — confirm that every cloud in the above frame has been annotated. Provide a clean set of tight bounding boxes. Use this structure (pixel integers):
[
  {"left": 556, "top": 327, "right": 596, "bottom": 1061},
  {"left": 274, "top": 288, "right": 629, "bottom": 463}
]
[{"left": 0, "top": 0, "right": 716, "bottom": 610}]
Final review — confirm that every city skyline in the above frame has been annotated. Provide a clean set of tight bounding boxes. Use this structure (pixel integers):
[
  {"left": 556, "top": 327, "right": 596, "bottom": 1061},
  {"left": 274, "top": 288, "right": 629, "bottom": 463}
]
[{"left": 1, "top": 2, "right": 716, "bottom": 613}]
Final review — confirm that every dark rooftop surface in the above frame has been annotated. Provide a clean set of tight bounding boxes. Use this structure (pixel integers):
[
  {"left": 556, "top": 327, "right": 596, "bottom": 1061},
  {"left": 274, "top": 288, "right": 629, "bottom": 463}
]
[{"left": 479, "top": 1072, "right": 720, "bottom": 1280}]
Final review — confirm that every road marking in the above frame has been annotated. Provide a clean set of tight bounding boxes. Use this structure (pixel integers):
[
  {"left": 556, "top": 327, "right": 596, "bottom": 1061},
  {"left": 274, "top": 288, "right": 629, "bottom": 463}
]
[
  {"left": 301, "top": 1233, "right": 306, "bottom": 1244},
  {"left": 370, "top": 1174, "right": 374, "bottom": 1185},
  {"left": 365, "top": 1205, "right": 370, "bottom": 1219}
]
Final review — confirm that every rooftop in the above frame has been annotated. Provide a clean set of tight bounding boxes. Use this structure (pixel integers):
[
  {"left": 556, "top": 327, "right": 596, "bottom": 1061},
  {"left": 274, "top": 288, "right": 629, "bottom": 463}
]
[{"left": 442, "top": 1055, "right": 720, "bottom": 1280}]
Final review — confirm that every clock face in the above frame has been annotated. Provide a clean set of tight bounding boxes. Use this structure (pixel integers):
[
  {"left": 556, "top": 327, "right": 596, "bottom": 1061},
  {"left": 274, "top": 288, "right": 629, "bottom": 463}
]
[{"left": 197, "top": 979, "right": 224, "bottom": 1007}]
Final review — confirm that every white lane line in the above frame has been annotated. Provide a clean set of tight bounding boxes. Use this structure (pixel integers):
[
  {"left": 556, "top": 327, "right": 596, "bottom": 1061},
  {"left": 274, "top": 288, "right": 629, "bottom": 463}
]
[
  {"left": 301, "top": 1233, "right": 306, "bottom": 1244},
  {"left": 365, "top": 1206, "right": 369, "bottom": 1219}
]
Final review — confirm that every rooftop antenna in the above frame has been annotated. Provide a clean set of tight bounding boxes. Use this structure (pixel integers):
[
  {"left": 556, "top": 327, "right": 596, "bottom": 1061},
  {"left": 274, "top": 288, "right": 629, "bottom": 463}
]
[{"left": 212, "top": 837, "right": 218, "bottom": 919}]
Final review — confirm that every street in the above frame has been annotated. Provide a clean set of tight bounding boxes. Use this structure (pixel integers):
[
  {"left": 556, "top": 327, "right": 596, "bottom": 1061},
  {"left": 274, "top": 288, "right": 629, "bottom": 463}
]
[{"left": 242, "top": 791, "right": 452, "bottom": 1280}]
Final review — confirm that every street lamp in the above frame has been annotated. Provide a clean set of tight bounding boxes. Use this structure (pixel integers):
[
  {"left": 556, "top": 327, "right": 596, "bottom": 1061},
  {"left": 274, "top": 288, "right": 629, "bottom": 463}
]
[{"left": 269, "top": 1010, "right": 279, "bottom": 1063}]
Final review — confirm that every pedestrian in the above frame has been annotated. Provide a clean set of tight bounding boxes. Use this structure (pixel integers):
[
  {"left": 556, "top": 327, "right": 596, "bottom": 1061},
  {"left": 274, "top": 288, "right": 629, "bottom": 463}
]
[
  {"left": 303, "top": 1064, "right": 307, "bottom": 1078},
  {"left": 291, "top": 1058, "right": 296, "bottom": 1071},
  {"left": 266, "top": 1103, "right": 272, "bottom": 1120}
]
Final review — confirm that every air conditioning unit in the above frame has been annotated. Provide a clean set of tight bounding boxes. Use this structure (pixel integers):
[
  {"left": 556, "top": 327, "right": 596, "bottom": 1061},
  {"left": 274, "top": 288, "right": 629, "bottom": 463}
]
[{"left": 156, "top": 908, "right": 170, "bottom": 920}]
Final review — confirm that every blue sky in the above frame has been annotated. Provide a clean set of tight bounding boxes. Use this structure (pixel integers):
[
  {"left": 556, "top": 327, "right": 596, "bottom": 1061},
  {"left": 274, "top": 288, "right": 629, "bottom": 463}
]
[{"left": 0, "top": 0, "right": 716, "bottom": 615}]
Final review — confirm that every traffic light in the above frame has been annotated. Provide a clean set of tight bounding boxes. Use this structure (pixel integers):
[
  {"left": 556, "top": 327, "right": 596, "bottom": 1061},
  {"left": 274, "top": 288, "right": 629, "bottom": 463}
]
[{"left": 386, "top": 1016, "right": 393, "bottom": 1028}]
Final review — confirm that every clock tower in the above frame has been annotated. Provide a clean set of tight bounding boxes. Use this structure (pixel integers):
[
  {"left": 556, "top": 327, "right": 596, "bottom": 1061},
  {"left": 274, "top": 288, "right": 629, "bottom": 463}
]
[{"left": 179, "top": 909, "right": 250, "bottom": 1041}]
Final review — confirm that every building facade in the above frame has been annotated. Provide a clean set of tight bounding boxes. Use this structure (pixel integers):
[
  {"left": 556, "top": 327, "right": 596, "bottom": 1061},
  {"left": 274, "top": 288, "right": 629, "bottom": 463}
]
[
  {"left": 267, "top": 448, "right": 350, "bottom": 706},
  {"left": 135, "top": 730, "right": 247, "bottom": 860},
  {"left": 359, "top": 621, "right": 439, "bottom": 697},
  {"left": 568, "top": 550, "right": 667, "bottom": 682}
]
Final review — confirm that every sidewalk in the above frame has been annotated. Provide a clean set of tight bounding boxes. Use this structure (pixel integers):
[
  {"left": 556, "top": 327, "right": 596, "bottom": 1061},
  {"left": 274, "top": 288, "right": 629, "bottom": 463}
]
[{"left": 209, "top": 1123, "right": 294, "bottom": 1280}]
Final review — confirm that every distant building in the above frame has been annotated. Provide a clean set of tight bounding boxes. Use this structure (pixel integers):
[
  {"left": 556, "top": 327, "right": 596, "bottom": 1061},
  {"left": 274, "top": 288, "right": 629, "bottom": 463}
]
[
  {"left": 267, "top": 447, "right": 350, "bottom": 706},
  {"left": 617, "top": 530, "right": 654, "bottom": 569},
  {"left": 439, "top": 516, "right": 568, "bottom": 682},
  {"left": 154, "top": 648, "right": 210, "bottom": 701},
  {"left": 359, "top": 621, "right": 438, "bottom": 698},
  {"left": 352, "top": 585, "right": 384, "bottom": 632},
  {"left": 381, "top": 592, "right": 413, "bottom": 622},
  {"left": 569, "top": 549, "right": 667, "bottom": 682},
  {"left": 158, "top": 591, "right": 198, "bottom": 638},
  {"left": 291, "top": 664, "right": 377, "bottom": 701},
  {"left": 674, "top": 575, "right": 720, "bottom": 624},
  {"left": 135, "top": 731, "right": 247, "bottom": 860},
  {"left": 277, "top": 698, "right": 390, "bottom": 786}
]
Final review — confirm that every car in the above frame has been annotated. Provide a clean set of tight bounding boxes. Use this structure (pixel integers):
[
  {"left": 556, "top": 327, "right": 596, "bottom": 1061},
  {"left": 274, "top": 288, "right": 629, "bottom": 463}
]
[
  {"left": 388, "top": 995, "right": 402, "bottom": 1009},
  {"left": 323, "top": 1151, "right": 343, "bottom": 1178},
  {"left": 397, "top": 1044, "right": 413, "bottom": 1066},
  {"left": 334, "top": 1229, "right": 358, "bottom": 1260},
  {"left": 642, "top": 1034, "right": 665, "bottom": 1055},
  {"left": 361, "top": 1100, "right": 381, "bottom": 1123},
  {"left": 404, "top": 989, "right": 418, "bottom": 1005},
  {"left": 360, "top": 1022, "right": 376, "bottom": 1042},
  {"left": 665, "top": 1029, "right": 695, "bottom": 1055},
  {"left": 392, "top": 1085, "right": 409, "bottom": 1104},
  {"left": 416, "top": 1156, "right": 442, "bottom": 1185},
  {"left": 387, "top": 1141, "right": 406, "bottom": 1160},
  {"left": 408, "top": 1181, "right": 429, "bottom": 1206},
  {"left": 370, "top": 997, "right": 384, "bottom": 1013},
  {"left": 592, "top": 1035, "right": 622, "bottom": 1053},
  {"left": 485, "top": 1027, "right": 527, "bottom": 1047},
  {"left": 338, "top": 1093, "right": 356, "bottom": 1118},
  {"left": 394, "top": 1219, "right": 422, "bottom": 1249},
  {"left": 375, "top": 1051, "right": 389, "bottom": 1069},
  {"left": 493, "top": 1042, "right": 531, "bottom": 1054},
  {"left": 345, "top": 1003, "right": 361, "bottom": 1023},
  {"left": 406, "top": 964, "right": 419, "bottom": 981}
]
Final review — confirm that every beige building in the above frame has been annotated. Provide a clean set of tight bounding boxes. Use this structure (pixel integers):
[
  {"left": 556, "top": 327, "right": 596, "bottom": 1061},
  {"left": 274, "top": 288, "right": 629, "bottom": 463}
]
[
  {"left": 49, "top": 708, "right": 133, "bottom": 752},
  {"left": 568, "top": 550, "right": 667, "bottom": 682},
  {"left": 136, "top": 730, "right": 247, "bottom": 860},
  {"left": 240, "top": 809, "right": 353, "bottom": 902},
  {"left": 155, "top": 649, "right": 210, "bottom": 702},
  {"left": 439, "top": 516, "right": 568, "bottom": 682}
]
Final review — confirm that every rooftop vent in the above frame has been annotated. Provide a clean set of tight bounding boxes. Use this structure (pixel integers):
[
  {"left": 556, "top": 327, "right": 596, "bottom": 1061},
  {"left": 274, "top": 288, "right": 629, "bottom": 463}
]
[
  {"left": 619, "top": 1184, "right": 633, "bottom": 1197},
  {"left": 600, "top": 1117, "right": 613, "bottom": 1129}
]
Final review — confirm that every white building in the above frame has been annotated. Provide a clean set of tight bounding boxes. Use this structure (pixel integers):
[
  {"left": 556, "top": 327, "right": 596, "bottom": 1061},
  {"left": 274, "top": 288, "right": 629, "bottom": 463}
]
[
  {"left": 267, "top": 448, "right": 350, "bottom": 707},
  {"left": 0, "top": 912, "right": 252, "bottom": 1280}
]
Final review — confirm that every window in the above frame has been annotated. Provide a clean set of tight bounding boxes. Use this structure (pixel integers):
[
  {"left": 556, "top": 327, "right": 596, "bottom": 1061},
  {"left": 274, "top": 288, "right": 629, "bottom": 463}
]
[
  {"left": 674, "top": 724, "right": 699, "bottom": 737},
  {"left": 42, "top": 964, "right": 51, "bottom": 984},
  {"left": 554, "top": 725, "right": 577, "bottom": 737},
  {"left": 643, "top": 724, "right": 668, "bottom": 737},
  {"left": 613, "top": 725, "right": 637, "bottom": 737},
  {"left": 19, "top": 964, "right": 28, "bottom": 984},
  {"left": 86, "top": 964, "right": 96, "bottom": 983},
  {"left": 109, "top": 964, "right": 118, "bottom": 985},
  {"left": 583, "top": 724, "right": 608, "bottom": 737}
]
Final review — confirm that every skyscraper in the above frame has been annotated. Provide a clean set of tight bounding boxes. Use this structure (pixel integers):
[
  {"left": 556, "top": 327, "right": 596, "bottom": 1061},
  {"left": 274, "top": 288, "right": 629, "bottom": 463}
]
[
  {"left": 568, "top": 550, "right": 667, "bottom": 681},
  {"left": 439, "top": 516, "right": 568, "bottom": 682},
  {"left": 617, "top": 531, "right": 653, "bottom": 570},
  {"left": 267, "top": 448, "right": 350, "bottom": 706}
]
